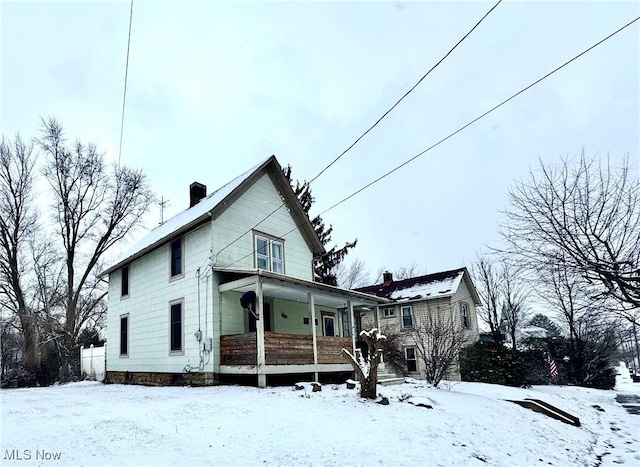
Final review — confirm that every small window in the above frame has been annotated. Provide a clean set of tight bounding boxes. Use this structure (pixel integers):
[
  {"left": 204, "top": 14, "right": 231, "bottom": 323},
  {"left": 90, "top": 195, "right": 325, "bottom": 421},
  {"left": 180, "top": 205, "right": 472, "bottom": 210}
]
[
  {"left": 170, "top": 301, "right": 183, "bottom": 353},
  {"left": 271, "top": 241, "right": 284, "bottom": 273},
  {"left": 121, "top": 265, "right": 129, "bottom": 297},
  {"left": 382, "top": 307, "right": 395, "bottom": 318},
  {"left": 170, "top": 237, "right": 183, "bottom": 278},
  {"left": 120, "top": 314, "right": 129, "bottom": 356},
  {"left": 401, "top": 306, "right": 413, "bottom": 329},
  {"left": 461, "top": 302, "right": 470, "bottom": 329},
  {"left": 405, "top": 347, "right": 417, "bottom": 372}
]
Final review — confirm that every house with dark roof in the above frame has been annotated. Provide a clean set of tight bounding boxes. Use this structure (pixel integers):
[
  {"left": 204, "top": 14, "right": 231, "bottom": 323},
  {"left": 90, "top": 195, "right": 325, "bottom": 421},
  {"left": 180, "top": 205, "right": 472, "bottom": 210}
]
[
  {"left": 102, "top": 156, "right": 387, "bottom": 387},
  {"left": 356, "top": 268, "right": 481, "bottom": 381}
]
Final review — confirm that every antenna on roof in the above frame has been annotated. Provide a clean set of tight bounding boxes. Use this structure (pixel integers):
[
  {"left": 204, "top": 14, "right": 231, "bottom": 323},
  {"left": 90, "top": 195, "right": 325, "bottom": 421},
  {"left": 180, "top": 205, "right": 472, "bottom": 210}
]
[{"left": 159, "top": 196, "right": 170, "bottom": 225}]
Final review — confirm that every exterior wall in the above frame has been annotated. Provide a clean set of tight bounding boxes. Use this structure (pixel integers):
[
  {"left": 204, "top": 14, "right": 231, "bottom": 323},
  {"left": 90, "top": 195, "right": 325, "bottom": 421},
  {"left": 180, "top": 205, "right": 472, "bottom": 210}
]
[
  {"left": 211, "top": 173, "right": 314, "bottom": 281},
  {"left": 361, "top": 288, "right": 480, "bottom": 381},
  {"left": 106, "top": 223, "right": 215, "bottom": 375}
]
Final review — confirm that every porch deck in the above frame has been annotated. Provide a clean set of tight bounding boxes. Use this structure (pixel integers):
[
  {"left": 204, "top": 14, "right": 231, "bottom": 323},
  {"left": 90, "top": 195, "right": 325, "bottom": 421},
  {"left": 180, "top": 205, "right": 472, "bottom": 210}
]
[{"left": 220, "top": 332, "right": 351, "bottom": 366}]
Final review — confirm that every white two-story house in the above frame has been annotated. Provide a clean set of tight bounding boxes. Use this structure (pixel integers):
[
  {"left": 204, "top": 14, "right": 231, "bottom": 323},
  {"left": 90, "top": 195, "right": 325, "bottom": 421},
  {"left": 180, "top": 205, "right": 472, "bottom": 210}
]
[{"left": 102, "top": 156, "right": 386, "bottom": 387}]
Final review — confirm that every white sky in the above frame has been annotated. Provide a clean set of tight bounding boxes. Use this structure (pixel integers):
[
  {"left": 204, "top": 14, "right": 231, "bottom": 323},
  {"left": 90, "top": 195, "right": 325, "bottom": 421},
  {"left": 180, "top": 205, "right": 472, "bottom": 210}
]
[{"left": 2, "top": 0, "right": 639, "bottom": 280}]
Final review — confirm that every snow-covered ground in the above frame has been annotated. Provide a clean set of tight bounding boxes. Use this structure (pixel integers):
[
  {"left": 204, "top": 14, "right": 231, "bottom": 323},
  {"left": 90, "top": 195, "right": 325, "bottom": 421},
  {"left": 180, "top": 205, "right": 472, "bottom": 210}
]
[{"left": 1, "top": 363, "right": 638, "bottom": 467}]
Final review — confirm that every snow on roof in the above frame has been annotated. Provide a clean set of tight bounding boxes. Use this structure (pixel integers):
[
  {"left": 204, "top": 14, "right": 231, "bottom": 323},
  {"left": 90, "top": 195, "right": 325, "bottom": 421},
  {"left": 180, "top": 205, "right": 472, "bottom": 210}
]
[
  {"left": 389, "top": 272, "right": 463, "bottom": 300},
  {"left": 102, "top": 157, "right": 270, "bottom": 275},
  {"left": 356, "top": 268, "right": 468, "bottom": 302}
]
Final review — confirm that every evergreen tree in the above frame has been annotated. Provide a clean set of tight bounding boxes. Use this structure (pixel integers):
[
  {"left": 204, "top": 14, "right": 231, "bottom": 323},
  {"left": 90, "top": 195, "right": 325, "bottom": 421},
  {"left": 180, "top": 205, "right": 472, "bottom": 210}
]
[
  {"left": 528, "top": 313, "right": 562, "bottom": 338},
  {"left": 282, "top": 165, "right": 356, "bottom": 285}
]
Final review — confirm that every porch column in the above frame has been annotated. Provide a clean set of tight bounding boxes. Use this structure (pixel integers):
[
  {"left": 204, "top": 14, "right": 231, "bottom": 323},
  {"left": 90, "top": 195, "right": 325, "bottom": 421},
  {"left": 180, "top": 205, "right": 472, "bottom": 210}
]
[
  {"left": 256, "top": 278, "right": 266, "bottom": 388},
  {"left": 308, "top": 292, "right": 318, "bottom": 381},
  {"left": 374, "top": 304, "right": 380, "bottom": 329},
  {"left": 348, "top": 300, "right": 356, "bottom": 354}
]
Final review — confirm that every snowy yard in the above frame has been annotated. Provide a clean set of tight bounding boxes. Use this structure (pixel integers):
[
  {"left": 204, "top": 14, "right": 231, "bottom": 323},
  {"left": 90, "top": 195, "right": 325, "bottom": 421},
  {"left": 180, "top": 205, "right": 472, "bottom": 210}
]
[{"left": 1, "top": 364, "right": 638, "bottom": 467}]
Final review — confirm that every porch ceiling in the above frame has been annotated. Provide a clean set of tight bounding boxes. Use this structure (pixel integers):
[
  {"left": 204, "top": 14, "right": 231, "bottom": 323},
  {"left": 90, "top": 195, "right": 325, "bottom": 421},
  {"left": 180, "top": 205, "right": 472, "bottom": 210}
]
[{"left": 214, "top": 268, "right": 387, "bottom": 309}]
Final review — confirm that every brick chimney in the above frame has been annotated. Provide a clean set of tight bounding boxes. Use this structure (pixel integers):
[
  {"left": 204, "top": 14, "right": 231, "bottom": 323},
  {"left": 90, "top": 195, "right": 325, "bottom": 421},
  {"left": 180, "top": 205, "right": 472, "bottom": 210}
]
[
  {"left": 189, "top": 182, "right": 207, "bottom": 208},
  {"left": 383, "top": 271, "right": 393, "bottom": 286}
]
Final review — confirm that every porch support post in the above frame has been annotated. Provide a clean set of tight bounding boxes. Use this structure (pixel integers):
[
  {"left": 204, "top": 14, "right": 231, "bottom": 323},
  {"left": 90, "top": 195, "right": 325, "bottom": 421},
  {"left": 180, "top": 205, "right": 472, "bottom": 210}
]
[
  {"left": 348, "top": 300, "right": 356, "bottom": 354},
  {"left": 374, "top": 304, "right": 380, "bottom": 329},
  {"left": 256, "top": 278, "right": 266, "bottom": 388},
  {"left": 309, "top": 292, "right": 318, "bottom": 381}
]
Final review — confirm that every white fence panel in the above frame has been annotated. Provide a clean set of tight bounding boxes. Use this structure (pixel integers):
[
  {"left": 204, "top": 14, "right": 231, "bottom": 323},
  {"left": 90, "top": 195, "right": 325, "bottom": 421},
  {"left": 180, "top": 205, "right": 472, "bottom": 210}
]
[{"left": 80, "top": 344, "right": 105, "bottom": 382}]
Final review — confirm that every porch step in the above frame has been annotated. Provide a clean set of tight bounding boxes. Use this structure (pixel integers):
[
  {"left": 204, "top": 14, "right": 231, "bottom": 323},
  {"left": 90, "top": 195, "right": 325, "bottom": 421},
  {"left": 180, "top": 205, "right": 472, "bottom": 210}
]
[{"left": 378, "top": 376, "right": 405, "bottom": 386}]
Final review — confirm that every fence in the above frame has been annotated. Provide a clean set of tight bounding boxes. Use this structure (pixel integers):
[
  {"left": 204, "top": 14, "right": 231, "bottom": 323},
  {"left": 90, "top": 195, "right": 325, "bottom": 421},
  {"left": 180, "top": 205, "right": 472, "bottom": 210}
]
[{"left": 80, "top": 344, "right": 105, "bottom": 382}]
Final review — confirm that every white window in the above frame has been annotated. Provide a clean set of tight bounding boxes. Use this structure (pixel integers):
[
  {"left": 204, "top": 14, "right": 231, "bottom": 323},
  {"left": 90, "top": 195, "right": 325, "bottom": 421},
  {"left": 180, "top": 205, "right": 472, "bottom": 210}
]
[
  {"left": 254, "top": 234, "right": 284, "bottom": 273},
  {"left": 461, "top": 302, "right": 470, "bottom": 329},
  {"left": 271, "top": 241, "right": 283, "bottom": 273},
  {"left": 382, "top": 307, "right": 395, "bottom": 318},
  {"left": 401, "top": 306, "right": 413, "bottom": 329}
]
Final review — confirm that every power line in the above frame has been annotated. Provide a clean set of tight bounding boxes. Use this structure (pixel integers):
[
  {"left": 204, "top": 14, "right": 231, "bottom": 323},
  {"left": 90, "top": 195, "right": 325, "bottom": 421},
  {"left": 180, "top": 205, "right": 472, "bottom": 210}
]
[
  {"left": 212, "top": 0, "right": 503, "bottom": 260},
  {"left": 218, "top": 15, "right": 639, "bottom": 272},
  {"left": 118, "top": 0, "right": 134, "bottom": 165},
  {"left": 308, "top": 0, "right": 503, "bottom": 185}
]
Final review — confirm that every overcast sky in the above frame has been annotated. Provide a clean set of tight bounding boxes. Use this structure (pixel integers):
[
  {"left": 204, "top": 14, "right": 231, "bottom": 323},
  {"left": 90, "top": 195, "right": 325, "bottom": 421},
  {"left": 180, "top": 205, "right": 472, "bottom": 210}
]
[{"left": 2, "top": 0, "right": 639, "bottom": 284}]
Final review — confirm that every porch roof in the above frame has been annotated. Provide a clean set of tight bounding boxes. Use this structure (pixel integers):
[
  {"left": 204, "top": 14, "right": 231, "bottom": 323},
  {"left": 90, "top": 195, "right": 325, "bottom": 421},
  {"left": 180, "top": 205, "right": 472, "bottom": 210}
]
[{"left": 214, "top": 268, "right": 389, "bottom": 309}]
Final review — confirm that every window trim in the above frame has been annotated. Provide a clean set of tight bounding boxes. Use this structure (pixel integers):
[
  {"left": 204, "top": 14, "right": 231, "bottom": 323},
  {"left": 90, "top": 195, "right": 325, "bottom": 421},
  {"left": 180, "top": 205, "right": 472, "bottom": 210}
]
[
  {"left": 461, "top": 301, "right": 470, "bottom": 329},
  {"left": 322, "top": 313, "right": 336, "bottom": 337},
  {"left": 382, "top": 307, "right": 395, "bottom": 318},
  {"left": 169, "top": 237, "right": 184, "bottom": 280},
  {"left": 169, "top": 299, "right": 184, "bottom": 355},
  {"left": 120, "top": 264, "right": 130, "bottom": 299},
  {"left": 405, "top": 346, "right": 417, "bottom": 373},
  {"left": 401, "top": 305, "right": 414, "bottom": 330},
  {"left": 253, "top": 232, "right": 285, "bottom": 274},
  {"left": 120, "top": 314, "right": 129, "bottom": 357}
]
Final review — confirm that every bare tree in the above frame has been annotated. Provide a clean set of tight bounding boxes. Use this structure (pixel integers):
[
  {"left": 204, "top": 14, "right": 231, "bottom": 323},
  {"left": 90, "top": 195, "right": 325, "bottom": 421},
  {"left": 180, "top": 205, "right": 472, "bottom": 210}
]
[
  {"left": 394, "top": 261, "right": 423, "bottom": 280},
  {"left": 0, "top": 135, "right": 39, "bottom": 371},
  {"left": 501, "top": 262, "right": 529, "bottom": 350},
  {"left": 500, "top": 153, "right": 640, "bottom": 322},
  {"left": 39, "top": 118, "right": 154, "bottom": 370},
  {"left": 411, "top": 304, "right": 471, "bottom": 387},
  {"left": 335, "top": 258, "right": 371, "bottom": 289},
  {"left": 472, "top": 254, "right": 503, "bottom": 344},
  {"left": 342, "top": 328, "right": 385, "bottom": 399}
]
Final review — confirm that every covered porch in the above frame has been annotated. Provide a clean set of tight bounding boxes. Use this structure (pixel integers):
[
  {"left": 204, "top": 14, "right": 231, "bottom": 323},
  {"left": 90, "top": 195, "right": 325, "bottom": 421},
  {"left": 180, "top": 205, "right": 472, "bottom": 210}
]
[{"left": 215, "top": 268, "right": 386, "bottom": 387}]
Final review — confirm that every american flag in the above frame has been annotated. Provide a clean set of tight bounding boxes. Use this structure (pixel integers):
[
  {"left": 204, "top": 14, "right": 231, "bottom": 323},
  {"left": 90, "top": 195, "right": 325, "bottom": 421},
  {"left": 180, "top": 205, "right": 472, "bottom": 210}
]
[{"left": 548, "top": 354, "right": 559, "bottom": 377}]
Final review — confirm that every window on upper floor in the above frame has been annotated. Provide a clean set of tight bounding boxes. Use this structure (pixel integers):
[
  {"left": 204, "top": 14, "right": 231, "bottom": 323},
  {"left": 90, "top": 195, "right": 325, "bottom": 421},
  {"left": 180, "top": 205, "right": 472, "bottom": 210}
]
[
  {"left": 121, "top": 265, "right": 129, "bottom": 298},
  {"left": 170, "top": 237, "right": 183, "bottom": 278},
  {"left": 254, "top": 233, "right": 284, "bottom": 273},
  {"left": 401, "top": 305, "right": 413, "bottom": 330},
  {"left": 461, "top": 302, "right": 470, "bottom": 329}
]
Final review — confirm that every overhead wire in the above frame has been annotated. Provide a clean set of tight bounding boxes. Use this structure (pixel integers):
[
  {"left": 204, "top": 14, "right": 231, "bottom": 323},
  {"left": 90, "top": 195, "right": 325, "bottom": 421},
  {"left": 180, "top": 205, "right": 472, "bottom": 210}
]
[
  {"left": 217, "top": 15, "right": 640, "bottom": 272},
  {"left": 211, "top": 0, "right": 503, "bottom": 260},
  {"left": 118, "top": 0, "right": 134, "bottom": 165}
]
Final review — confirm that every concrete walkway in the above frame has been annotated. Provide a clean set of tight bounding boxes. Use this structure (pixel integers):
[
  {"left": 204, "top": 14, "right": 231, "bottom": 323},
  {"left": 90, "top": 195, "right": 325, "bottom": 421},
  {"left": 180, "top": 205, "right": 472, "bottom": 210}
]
[{"left": 615, "top": 393, "right": 640, "bottom": 415}]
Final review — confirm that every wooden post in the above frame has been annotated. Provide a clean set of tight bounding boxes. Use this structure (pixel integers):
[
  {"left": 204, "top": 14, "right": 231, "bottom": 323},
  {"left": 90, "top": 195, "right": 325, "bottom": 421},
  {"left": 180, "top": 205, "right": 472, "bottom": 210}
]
[
  {"left": 309, "top": 292, "right": 318, "bottom": 381},
  {"left": 256, "top": 279, "right": 266, "bottom": 388},
  {"left": 348, "top": 300, "right": 356, "bottom": 354}
]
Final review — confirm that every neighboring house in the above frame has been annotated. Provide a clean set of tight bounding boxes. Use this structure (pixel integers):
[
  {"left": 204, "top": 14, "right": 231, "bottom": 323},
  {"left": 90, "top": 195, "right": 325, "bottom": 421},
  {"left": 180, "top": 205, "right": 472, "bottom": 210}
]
[
  {"left": 505, "top": 325, "right": 548, "bottom": 348},
  {"left": 356, "top": 268, "right": 481, "bottom": 381},
  {"left": 101, "top": 156, "right": 387, "bottom": 387}
]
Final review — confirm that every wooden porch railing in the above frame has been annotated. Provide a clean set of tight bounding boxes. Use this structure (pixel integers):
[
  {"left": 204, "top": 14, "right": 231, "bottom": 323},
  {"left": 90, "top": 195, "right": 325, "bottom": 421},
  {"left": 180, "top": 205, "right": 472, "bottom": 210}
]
[{"left": 220, "top": 332, "right": 352, "bottom": 366}]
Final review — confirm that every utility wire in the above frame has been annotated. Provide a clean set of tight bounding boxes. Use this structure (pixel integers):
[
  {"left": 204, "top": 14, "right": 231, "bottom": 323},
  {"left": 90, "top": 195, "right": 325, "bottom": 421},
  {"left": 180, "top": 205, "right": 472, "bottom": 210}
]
[
  {"left": 118, "top": 0, "right": 134, "bottom": 165},
  {"left": 308, "top": 0, "right": 503, "bottom": 185},
  {"left": 218, "top": 15, "right": 640, "bottom": 272},
  {"left": 212, "top": 0, "right": 503, "bottom": 260}
]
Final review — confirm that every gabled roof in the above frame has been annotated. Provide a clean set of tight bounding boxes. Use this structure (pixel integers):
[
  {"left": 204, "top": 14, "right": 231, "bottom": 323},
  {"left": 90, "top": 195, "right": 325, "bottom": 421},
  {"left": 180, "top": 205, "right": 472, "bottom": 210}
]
[
  {"left": 102, "top": 155, "right": 324, "bottom": 275},
  {"left": 355, "top": 267, "right": 481, "bottom": 305}
]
